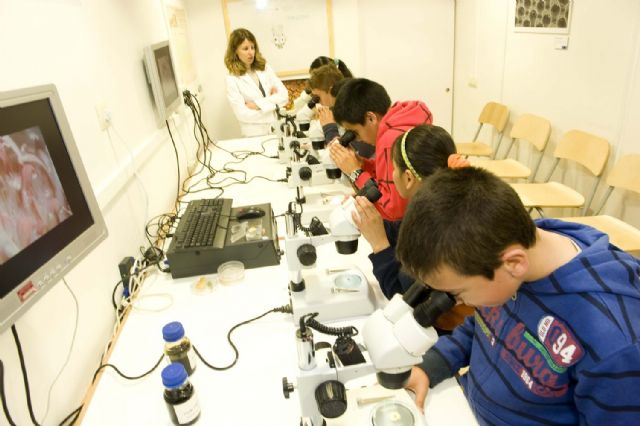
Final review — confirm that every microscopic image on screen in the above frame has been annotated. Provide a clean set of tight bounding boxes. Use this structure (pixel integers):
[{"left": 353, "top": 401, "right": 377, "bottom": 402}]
[
  {"left": 0, "top": 126, "right": 72, "bottom": 265},
  {"left": 156, "top": 50, "right": 178, "bottom": 107}
]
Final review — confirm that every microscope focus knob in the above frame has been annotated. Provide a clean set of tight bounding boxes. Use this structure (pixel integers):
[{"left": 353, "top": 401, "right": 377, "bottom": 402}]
[
  {"left": 315, "top": 380, "right": 347, "bottom": 419},
  {"left": 282, "top": 377, "right": 294, "bottom": 399},
  {"left": 297, "top": 244, "right": 317, "bottom": 266},
  {"left": 299, "top": 166, "right": 312, "bottom": 181}
]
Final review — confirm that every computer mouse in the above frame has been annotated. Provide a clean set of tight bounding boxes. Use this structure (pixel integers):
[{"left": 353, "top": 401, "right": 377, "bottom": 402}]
[{"left": 235, "top": 207, "right": 266, "bottom": 221}]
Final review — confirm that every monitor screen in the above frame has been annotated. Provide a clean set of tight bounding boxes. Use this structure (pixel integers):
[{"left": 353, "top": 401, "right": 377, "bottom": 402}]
[
  {"left": 144, "top": 41, "right": 181, "bottom": 125},
  {"left": 0, "top": 85, "right": 107, "bottom": 332}
]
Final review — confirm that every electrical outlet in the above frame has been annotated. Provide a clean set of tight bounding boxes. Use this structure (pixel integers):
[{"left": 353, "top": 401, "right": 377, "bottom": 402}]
[{"left": 95, "top": 102, "right": 112, "bottom": 131}]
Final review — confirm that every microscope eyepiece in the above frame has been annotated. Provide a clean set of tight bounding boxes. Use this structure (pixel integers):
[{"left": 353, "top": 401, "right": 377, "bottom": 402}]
[
  {"left": 307, "top": 95, "right": 320, "bottom": 109},
  {"left": 338, "top": 130, "right": 356, "bottom": 146},
  {"left": 413, "top": 291, "right": 456, "bottom": 328},
  {"left": 402, "top": 280, "right": 432, "bottom": 308}
]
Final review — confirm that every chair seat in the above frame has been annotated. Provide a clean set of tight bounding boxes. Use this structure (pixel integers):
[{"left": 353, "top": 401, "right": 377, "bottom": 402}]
[
  {"left": 511, "top": 182, "right": 585, "bottom": 208},
  {"left": 559, "top": 215, "right": 640, "bottom": 254},
  {"left": 470, "top": 158, "right": 531, "bottom": 179},
  {"left": 456, "top": 142, "right": 493, "bottom": 157}
]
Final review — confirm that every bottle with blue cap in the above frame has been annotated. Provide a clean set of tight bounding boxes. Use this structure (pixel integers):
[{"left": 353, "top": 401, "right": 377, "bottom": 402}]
[
  {"left": 161, "top": 363, "right": 201, "bottom": 425},
  {"left": 163, "top": 321, "right": 196, "bottom": 375}
]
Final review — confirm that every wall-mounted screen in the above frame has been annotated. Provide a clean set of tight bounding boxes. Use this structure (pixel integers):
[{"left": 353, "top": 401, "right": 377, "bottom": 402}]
[
  {"left": 0, "top": 85, "right": 107, "bottom": 332},
  {"left": 143, "top": 40, "right": 182, "bottom": 125}
]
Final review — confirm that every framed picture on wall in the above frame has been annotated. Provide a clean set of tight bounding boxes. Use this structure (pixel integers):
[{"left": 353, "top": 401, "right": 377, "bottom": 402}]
[
  {"left": 222, "top": 0, "right": 334, "bottom": 78},
  {"left": 514, "top": 0, "right": 572, "bottom": 34}
]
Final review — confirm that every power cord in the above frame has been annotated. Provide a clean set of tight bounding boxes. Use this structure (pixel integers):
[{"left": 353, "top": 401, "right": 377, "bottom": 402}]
[
  {"left": 91, "top": 353, "right": 164, "bottom": 384},
  {"left": 193, "top": 304, "right": 292, "bottom": 371},
  {"left": 0, "top": 359, "right": 17, "bottom": 426},
  {"left": 11, "top": 324, "right": 41, "bottom": 426}
]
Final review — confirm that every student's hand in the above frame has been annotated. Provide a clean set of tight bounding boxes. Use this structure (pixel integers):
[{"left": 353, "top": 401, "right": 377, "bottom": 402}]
[
  {"left": 352, "top": 196, "right": 389, "bottom": 253},
  {"left": 316, "top": 105, "right": 335, "bottom": 126},
  {"left": 245, "top": 100, "right": 260, "bottom": 110},
  {"left": 270, "top": 86, "right": 278, "bottom": 95},
  {"left": 405, "top": 367, "right": 430, "bottom": 414},
  {"left": 328, "top": 143, "right": 361, "bottom": 174}
]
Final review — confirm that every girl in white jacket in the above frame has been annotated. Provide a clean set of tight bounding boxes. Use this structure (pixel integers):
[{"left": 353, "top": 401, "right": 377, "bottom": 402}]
[{"left": 224, "top": 28, "right": 288, "bottom": 137}]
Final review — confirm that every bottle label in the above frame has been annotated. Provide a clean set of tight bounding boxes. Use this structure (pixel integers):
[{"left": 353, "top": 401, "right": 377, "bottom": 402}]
[
  {"left": 187, "top": 348, "right": 197, "bottom": 371},
  {"left": 173, "top": 391, "right": 200, "bottom": 423}
]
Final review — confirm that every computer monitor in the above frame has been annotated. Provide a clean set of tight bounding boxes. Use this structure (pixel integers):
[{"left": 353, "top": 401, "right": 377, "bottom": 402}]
[
  {"left": 0, "top": 85, "right": 107, "bottom": 333},
  {"left": 143, "top": 40, "right": 182, "bottom": 125}
]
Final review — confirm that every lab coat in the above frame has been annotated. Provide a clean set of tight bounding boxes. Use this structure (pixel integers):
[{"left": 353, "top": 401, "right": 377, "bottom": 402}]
[{"left": 225, "top": 64, "right": 288, "bottom": 137}]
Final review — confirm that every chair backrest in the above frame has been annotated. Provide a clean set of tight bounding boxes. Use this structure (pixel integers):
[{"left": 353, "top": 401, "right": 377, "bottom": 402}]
[
  {"left": 509, "top": 113, "right": 551, "bottom": 152},
  {"left": 554, "top": 130, "right": 610, "bottom": 176},
  {"left": 478, "top": 102, "right": 509, "bottom": 133},
  {"left": 607, "top": 154, "right": 640, "bottom": 194}
]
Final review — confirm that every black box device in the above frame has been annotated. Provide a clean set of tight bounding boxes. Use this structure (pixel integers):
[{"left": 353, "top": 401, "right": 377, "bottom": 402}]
[{"left": 166, "top": 200, "right": 281, "bottom": 278}]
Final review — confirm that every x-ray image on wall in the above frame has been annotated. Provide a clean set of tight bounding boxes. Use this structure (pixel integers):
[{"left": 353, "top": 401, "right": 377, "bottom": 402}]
[{"left": 515, "top": 0, "right": 572, "bottom": 33}]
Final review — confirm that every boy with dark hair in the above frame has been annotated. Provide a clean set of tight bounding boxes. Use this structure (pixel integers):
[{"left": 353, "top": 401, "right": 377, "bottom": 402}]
[
  {"left": 396, "top": 167, "right": 640, "bottom": 425},
  {"left": 329, "top": 78, "right": 433, "bottom": 220}
]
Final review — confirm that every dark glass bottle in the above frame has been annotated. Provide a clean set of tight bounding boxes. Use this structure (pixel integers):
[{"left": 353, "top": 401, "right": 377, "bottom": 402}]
[
  {"left": 161, "top": 363, "right": 201, "bottom": 425},
  {"left": 162, "top": 321, "right": 196, "bottom": 375}
]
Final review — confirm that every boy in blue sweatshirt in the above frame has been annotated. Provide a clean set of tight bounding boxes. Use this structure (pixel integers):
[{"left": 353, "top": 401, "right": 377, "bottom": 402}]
[{"left": 396, "top": 167, "right": 640, "bottom": 425}]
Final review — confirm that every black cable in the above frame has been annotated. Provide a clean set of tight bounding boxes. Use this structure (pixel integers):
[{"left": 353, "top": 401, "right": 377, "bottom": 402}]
[
  {"left": 111, "top": 280, "right": 123, "bottom": 310},
  {"left": 58, "top": 405, "right": 82, "bottom": 426},
  {"left": 165, "top": 120, "right": 181, "bottom": 213},
  {"left": 11, "top": 325, "right": 41, "bottom": 426},
  {"left": 0, "top": 359, "right": 17, "bottom": 426},
  {"left": 91, "top": 353, "right": 164, "bottom": 384},
  {"left": 193, "top": 304, "right": 292, "bottom": 371},
  {"left": 302, "top": 313, "right": 359, "bottom": 337}
]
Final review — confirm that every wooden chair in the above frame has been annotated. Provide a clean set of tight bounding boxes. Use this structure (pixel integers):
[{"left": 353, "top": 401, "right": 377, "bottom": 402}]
[
  {"left": 510, "top": 130, "right": 610, "bottom": 217},
  {"left": 471, "top": 113, "right": 551, "bottom": 179},
  {"left": 559, "top": 154, "right": 640, "bottom": 255},
  {"left": 456, "top": 102, "right": 509, "bottom": 158}
]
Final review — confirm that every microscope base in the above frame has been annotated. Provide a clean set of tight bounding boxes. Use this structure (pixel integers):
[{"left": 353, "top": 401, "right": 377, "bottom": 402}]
[
  {"left": 290, "top": 268, "right": 376, "bottom": 323},
  {"left": 334, "top": 385, "right": 426, "bottom": 426}
]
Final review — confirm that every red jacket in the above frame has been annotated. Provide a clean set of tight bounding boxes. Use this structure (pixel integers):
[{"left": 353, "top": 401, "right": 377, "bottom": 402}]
[{"left": 355, "top": 101, "right": 433, "bottom": 220}]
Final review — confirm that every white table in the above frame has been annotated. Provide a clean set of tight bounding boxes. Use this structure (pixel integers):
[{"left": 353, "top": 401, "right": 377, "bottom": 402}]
[{"left": 80, "top": 136, "right": 477, "bottom": 425}]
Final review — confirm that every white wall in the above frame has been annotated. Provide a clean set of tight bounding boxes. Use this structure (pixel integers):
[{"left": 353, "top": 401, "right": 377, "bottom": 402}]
[
  {"left": 453, "top": 0, "right": 640, "bottom": 227},
  {"left": 0, "top": 1, "right": 198, "bottom": 425}
]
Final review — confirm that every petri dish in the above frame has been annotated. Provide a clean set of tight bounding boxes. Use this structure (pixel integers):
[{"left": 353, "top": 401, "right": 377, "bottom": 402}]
[
  {"left": 333, "top": 273, "right": 362, "bottom": 290},
  {"left": 370, "top": 400, "right": 415, "bottom": 426},
  {"left": 217, "top": 261, "right": 245, "bottom": 285}
]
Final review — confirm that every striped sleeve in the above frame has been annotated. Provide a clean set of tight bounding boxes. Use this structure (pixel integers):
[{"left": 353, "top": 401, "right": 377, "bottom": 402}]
[
  {"left": 419, "top": 313, "right": 475, "bottom": 387},
  {"left": 574, "top": 341, "right": 640, "bottom": 425}
]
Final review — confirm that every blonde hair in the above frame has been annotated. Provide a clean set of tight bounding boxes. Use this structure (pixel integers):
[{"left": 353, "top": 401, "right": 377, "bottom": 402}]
[{"left": 224, "top": 28, "right": 266, "bottom": 76}]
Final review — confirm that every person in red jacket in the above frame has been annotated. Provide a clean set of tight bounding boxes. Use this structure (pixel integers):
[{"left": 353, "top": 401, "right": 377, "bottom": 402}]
[{"left": 329, "top": 78, "right": 433, "bottom": 220}]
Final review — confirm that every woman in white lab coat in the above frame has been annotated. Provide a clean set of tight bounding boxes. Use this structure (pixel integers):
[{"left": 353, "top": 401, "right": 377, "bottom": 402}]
[{"left": 224, "top": 28, "right": 289, "bottom": 137}]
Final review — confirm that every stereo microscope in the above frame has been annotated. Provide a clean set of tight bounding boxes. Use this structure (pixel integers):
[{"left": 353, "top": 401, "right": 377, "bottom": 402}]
[
  {"left": 282, "top": 282, "right": 456, "bottom": 426},
  {"left": 283, "top": 181, "right": 381, "bottom": 323}
]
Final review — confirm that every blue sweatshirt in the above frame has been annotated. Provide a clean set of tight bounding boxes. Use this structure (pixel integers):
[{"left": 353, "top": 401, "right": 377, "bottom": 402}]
[
  {"left": 420, "top": 219, "right": 640, "bottom": 425},
  {"left": 368, "top": 220, "right": 414, "bottom": 299}
]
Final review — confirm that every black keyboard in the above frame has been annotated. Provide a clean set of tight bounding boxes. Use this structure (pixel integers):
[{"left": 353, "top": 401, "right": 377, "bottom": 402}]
[
  {"left": 173, "top": 198, "right": 232, "bottom": 249},
  {"left": 166, "top": 201, "right": 281, "bottom": 278}
]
